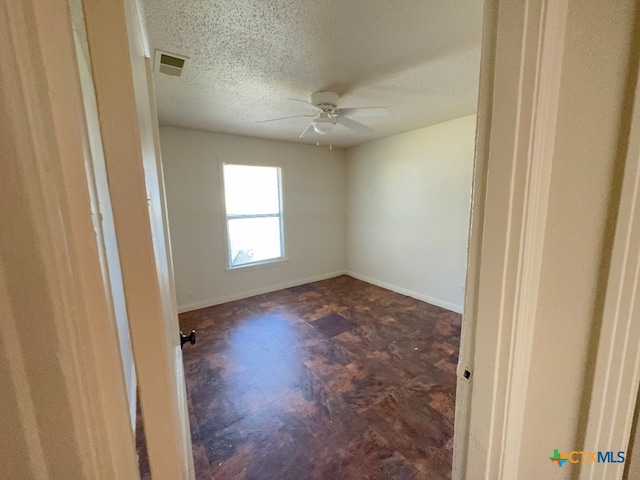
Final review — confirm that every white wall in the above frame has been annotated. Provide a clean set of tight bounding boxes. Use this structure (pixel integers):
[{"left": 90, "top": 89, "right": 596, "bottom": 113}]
[
  {"left": 345, "top": 115, "right": 476, "bottom": 313},
  {"left": 160, "top": 127, "right": 346, "bottom": 311}
]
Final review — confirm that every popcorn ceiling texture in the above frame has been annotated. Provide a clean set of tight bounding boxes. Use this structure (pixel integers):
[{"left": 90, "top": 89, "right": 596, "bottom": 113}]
[{"left": 142, "top": 0, "right": 483, "bottom": 148}]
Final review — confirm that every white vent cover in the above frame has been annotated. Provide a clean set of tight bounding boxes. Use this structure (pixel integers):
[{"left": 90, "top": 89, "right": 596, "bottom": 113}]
[{"left": 154, "top": 49, "right": 189, "bottom": 77}]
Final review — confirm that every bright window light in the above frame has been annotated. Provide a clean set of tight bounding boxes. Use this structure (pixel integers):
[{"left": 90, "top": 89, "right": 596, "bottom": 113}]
[{"left": 222, "top": 164, "right": 284, "bottom": 268}]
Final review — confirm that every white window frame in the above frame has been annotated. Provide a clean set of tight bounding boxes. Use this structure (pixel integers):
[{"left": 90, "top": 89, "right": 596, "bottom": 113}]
[{"left": 221, "top": 162, "right": 286, "bottom": 270}]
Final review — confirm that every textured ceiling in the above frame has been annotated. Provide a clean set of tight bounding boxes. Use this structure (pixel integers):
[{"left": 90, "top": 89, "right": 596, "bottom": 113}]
[{"left": 142, "top": 0, "right": 483, "bottom": 148}]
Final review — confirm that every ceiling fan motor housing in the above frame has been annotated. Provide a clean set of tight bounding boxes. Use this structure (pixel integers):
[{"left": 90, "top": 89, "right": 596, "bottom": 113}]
[{"left": 310, "top": 91, "right": 339, "bottom": 111}]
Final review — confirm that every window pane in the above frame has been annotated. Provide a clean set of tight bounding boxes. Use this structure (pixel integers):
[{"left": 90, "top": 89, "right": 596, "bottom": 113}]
[
  {"left": 223, "top": 164, "right": 280, "bottom": 215},
  {"left": 228, "top": 217, "right": 282, "bottom": 267}
]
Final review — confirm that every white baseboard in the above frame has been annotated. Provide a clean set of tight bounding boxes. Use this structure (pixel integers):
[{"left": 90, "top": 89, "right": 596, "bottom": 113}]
[
  {"left": 128, "top": 369, "right": 137, "bottom": 431},
  {"left": 345, "top": 270, "right": 464, "bottom": 314},
  {"left": 177, "top": 270, "right": 347, "bottom": 313}
]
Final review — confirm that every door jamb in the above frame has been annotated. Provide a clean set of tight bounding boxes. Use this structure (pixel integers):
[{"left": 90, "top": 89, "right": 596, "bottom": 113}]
[
  {"left": 454, "top": 0, "right": 570, "bottom": 477},
  {"left": 81, "top": 0, "right": 195, "bottom": 477},
  {"left": 1, "top": 0, "right": 140, "bottom": 477},
  {"left": 582, "top": 54, "right": 640, "bottom": 480},
  {"left": 455, "top": 1, "right": 640, "bottom": 479}
]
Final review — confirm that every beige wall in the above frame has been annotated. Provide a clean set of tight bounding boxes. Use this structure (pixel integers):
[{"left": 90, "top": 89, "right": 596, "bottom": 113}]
[
  {"left": 162, "top": 118, "right": 476, "bottom": 313},
  {"left": 346, "top": 115, "right": 475, "bottom": 313},
  {"left": 160, "top": 127, "right": 346, "bottom": 311}
]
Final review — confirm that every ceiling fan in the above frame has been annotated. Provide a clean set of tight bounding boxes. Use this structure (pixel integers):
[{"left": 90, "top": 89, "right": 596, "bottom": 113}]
[{"left": 257, "top": 91, "right": 391, "bottom": 138}]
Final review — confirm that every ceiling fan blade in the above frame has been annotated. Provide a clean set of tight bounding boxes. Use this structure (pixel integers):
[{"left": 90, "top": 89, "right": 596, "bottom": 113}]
[
  {"left": 288, "top": 98, "right": 323, "bottom": 111},
  {"left": 336, "top": 116, "right": 375, "bottom": 135},
  {"left": 335, "top": 107, "right": 391, "bottom": 117},
  {"left": 299, "top": 123, "right": 315, "bottom": 138},
  {"left": 256, "top": 114, "right": 316, "bottom": 124}
]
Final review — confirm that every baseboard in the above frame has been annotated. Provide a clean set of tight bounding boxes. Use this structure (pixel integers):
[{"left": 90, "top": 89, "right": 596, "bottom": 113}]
[
  {"left": 128, "top": 370, "right": 137, "bottom": 430},
  {"left": 177, "top": 270, "right": 347, "bottom": 313},
  {"left": 345, "top": 270, "right": 464, "bottom": 314}
]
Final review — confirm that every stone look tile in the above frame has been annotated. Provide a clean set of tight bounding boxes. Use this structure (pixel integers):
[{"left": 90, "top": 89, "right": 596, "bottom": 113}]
[
  {"left": 360, "top": 387, "right": 454, "bottom": 472},
  {"left": 137, "top": 275, "right": 460, "bottom": 479},
  {"left": 309, "top": 312, "right": 359, "bottom": 337}
]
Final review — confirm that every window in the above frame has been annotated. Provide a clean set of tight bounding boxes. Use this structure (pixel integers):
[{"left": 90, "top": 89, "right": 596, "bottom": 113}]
[{"left": 222, "top": 164, "right": 284, "bottom": 268}]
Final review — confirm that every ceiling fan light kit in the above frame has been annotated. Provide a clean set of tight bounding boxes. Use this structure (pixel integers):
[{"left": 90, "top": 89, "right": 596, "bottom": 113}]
[
  {"left": 257, "top": 91, "right": 391, "bottom": 139},
  {"left": 312, "top": 114, "right": 336, "bottom": 135}
]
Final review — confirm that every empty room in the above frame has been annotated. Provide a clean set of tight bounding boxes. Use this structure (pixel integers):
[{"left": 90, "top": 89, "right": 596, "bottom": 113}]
[
  {"left": 9, "top": 0, "right": 640, "bottom": 479},
  {"left": 140, "top": 1, "right": 482, "bottom": 478}
]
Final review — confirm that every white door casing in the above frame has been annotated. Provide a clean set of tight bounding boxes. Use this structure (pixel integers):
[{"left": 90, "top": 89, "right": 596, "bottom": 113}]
[
  {"left": 81, "top": 0, "right": 195, "bottom": 477},
  {"left": 71, "top": 0, "right": 138, "bottom": 429},
  {"left": 455, "top": 0, "right": 640, "bottom": 479},
  {"left": 5, "top": 0, "right": 640, "bottom": 478},
  {"left": 2, "top": 0, "right": 195, "bottom": 476},
  {"left": 454, "top": 0, "right": 569, "bottom": 476},
  {"left": 1, "top": 0, "right": 140, "bottom": 477},
  {"left": 581, "top": 46, "right": 640, "bottom": 480}
]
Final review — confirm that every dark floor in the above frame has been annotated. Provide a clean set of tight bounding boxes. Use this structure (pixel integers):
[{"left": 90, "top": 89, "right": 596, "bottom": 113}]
[{"left": 141, "top": 275, "right": 461, "bottom": 479}]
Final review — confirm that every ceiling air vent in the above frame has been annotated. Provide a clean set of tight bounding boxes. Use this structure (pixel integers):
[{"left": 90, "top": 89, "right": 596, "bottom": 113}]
[{"left": 154, "top": 50, "right": 189, "bottom": 77}]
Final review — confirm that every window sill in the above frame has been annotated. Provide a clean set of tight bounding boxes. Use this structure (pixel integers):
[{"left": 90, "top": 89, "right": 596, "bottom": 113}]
[{"left": 226, "top": 257, "right": 288, "bottom": 273}]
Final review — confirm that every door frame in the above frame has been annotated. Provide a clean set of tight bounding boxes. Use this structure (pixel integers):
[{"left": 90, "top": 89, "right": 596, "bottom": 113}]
[
  {"left": 454, "top": 0, "right": 570, "bottom": 477},
  {"left": 455, "top": 0, "right": 640, "bottom": 479},
  {"left": 3, "top": 0, "right": 194, "bottom": 477},
  {"left": 7, "top": 0, "right": 640, "bottom": 478},
  {"left": 81, "top": 0, "right": 195, "bottom": 477},
  {"left": 1, "top": 0, "right": 140, "bottom": 477},
  {"left": 581, "top": 45, "right": 640, "bottom": 480}
]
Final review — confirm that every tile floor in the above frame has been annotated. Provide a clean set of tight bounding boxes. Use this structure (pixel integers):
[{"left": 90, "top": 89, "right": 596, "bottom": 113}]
[{"left": 138, "top": 275, "right": 461, "bottom": 479}]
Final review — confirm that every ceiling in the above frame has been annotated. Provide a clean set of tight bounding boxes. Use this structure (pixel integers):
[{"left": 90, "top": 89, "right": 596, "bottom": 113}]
[{"left": 141, "top": 0, "right": 484, "bottom": 148}]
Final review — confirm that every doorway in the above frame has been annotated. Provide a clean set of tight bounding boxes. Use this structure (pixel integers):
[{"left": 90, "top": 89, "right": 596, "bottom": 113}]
[
  {"left": 138, "top": 1, "right": 481, "bottom": 479},
  {"left": 62, "top": 0, "right": 640, "bottom": 480}
]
